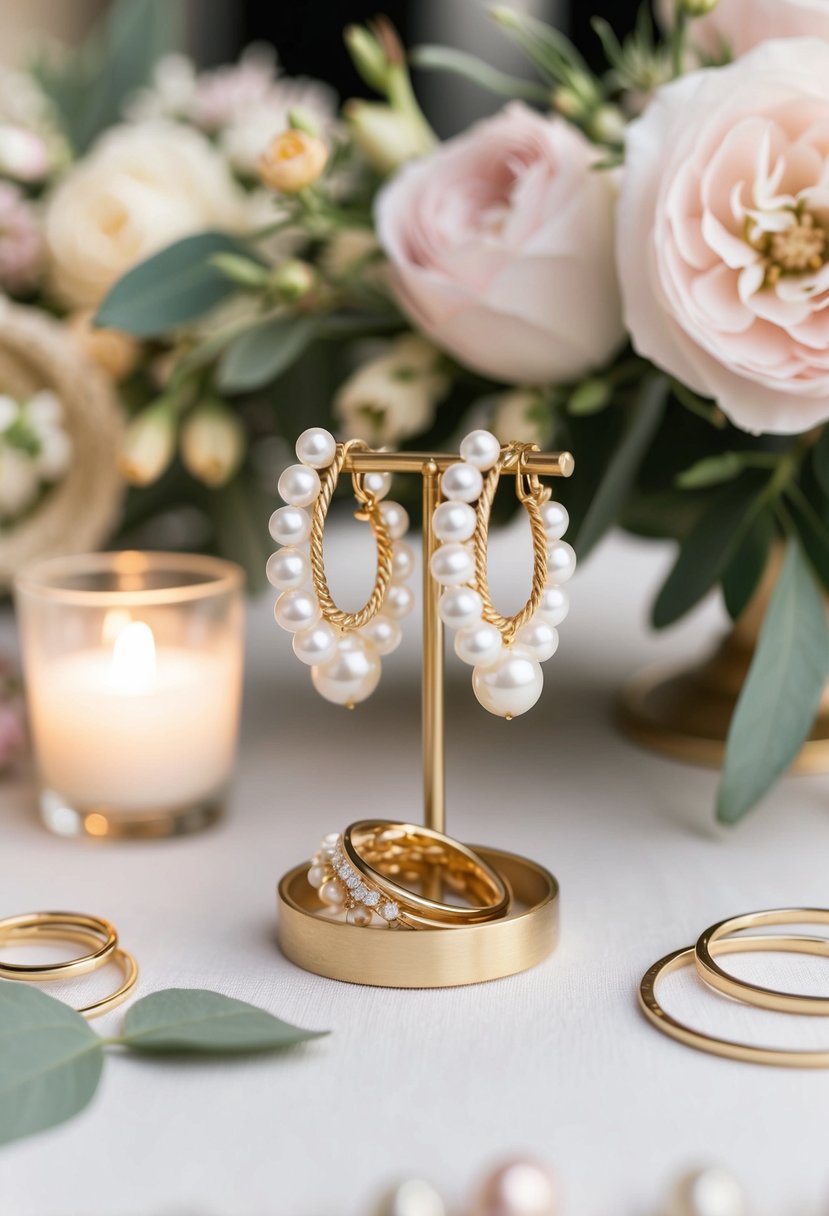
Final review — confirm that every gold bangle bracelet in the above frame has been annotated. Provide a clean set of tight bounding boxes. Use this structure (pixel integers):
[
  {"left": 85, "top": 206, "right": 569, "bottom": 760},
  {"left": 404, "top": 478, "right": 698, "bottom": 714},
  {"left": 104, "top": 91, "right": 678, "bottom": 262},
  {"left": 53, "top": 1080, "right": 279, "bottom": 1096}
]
[
  {"left": 640, "top": 935, "right": 829, "bottom": 1068},
  {"left": 343, "top": 820, "right": 512, "bottom": 926},
  {"left": 696, "top": 909, "right": 829, "bottom": 1015},
  {"left": 0, "top": 911, "right": 118, "bottom": 980}
]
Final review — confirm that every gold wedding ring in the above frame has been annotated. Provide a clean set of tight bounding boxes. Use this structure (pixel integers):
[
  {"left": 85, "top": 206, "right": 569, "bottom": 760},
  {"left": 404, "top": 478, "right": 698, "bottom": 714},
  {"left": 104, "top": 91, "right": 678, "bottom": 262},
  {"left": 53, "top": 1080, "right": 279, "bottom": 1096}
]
[{"left": 695, "top": 908, "right": 829, "bottom": 1015}]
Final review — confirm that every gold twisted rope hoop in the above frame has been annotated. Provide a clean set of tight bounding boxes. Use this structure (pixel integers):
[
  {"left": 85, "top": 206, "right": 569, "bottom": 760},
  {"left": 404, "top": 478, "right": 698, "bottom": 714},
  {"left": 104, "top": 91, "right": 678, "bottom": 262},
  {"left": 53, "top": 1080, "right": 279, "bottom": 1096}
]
[
  {"left": 309, "top": 440, "right": 394, "bottom": 630},
  {"left": 473, "top": 443, "right": 551, "bottom": 645}
]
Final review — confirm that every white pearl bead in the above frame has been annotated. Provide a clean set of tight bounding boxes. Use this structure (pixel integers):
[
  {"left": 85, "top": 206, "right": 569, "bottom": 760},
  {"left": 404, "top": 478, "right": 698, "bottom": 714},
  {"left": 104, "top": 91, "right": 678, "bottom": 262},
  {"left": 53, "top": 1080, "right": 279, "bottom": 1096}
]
[
  {"left": 364, "top": 471, "right": 392, "bottom": 500},
  {"left": 470, "top": 1159, "right": 557, "bottom": 1216},
  {"left": 666, "top": 1169, "right": 746, "bottom": 1216},
  {"left": 361, "top": 613, "right": 402, "bottom": 656},
  {"left": 266, "top": 546, "right": 309, "bottom": 591},
  {"left": 546, "top": 540, "right": 576, "bottom": 585},
  {"left": 441, "top": 461, "right": 483, "bottom": 503},
  {"left": 439, "top": 586, "right": 484, "bottom": 630},
  {"left": 430, "top": 543, "right": 475, "bottom": 586},
  {"left": 269, "top": 505, "right": 311, "bottom": 546},
  {"left": 319, "top": 879, "right": 345, "bottom": 907},
  {"left": 391, "top": 541, "right": 415, "bottom": 583},
  {"left": 320, "top": 832, "right": 339, "bottom": 849},
  {"left": 377, "top": 1179, "right": 448, "bottom": 1216},
  {"left": 536, "top": 585, "right": 569, "bottom": 626},
  {"left": 312, "top": 634, "right": 381, "bottom": 705},
  {"left": 515, "top": 619, "right": 559, "bottom": 662},
  {"left": 295, "top": 426, "right": 336, "bottom": 469},
  {"left": 379, "top": 500, "right": 409, "bottom": 539},
  {"left": 278, "top": 463, "right": 321, "bottom": 507},
  {"left": 346, "top": 905, "right": 374, "bottom": 927},
  {"left": 274, "top": 589, "right": 321, "bottom": 633},
  {"left": 307, "top": 864, "right": 326, "bottom": 889},
  {"left": 460, "top": 429, "right": 501, "bottom": 471},
  {"left": 432, "top": 500, "right": 476, "bottom": 544},
  {"left": 292, "top": 621, "right": 338, "bottom": 666},
  {"left": 540, "top": 500, "right": 569, "bottom": 540},
  {"left": 472, "top": 646, "right": 543, "bottom": 718},
  {"left": 455, "top": 621, "right": 502, "bottom": 667},
  {"left": 385, "top": 583, "right": 415, "bottom": 619}
]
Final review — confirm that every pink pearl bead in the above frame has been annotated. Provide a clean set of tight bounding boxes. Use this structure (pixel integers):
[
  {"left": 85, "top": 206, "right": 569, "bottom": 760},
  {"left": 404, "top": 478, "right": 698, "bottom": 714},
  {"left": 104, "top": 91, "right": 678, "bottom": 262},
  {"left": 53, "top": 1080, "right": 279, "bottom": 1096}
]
[{"left": 469, "top": 1160, "right": 557, "bottom": 1216}]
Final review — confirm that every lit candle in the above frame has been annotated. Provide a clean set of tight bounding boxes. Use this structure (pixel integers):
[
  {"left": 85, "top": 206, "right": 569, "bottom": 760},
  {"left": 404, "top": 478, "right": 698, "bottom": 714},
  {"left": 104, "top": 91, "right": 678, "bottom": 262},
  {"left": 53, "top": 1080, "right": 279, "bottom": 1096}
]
[{"left": 15, "top": 552, "right": 244, "bottom": 839}]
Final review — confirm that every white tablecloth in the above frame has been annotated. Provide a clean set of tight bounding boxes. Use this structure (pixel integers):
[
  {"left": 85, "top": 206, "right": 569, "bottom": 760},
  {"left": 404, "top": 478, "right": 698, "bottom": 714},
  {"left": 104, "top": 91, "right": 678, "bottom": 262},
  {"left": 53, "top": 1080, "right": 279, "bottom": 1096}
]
[{"left": 2, "top": 524, "right": 829, "bottom": 1216}]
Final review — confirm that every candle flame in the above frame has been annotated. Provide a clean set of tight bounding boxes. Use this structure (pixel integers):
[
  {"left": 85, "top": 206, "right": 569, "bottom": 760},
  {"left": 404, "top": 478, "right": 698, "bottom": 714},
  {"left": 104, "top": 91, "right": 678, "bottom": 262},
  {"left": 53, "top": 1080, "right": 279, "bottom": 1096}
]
[{"left": 111, "top": 620, "right": 157, "bottom": 693}]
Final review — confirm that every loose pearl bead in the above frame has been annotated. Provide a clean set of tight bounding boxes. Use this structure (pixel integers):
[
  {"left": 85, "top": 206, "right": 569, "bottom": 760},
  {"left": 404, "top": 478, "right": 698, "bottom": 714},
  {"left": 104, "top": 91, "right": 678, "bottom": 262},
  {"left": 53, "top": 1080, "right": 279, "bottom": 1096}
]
[
  {"left": 666, "top": 1169, "right": 746, "bottom": 1216},
  {"left": 266, "top": 546, "right": 309, "bottom": 591},
  {"left": 546, "top": 540, "right": 576, "bottom": 585},
  {"left": 469, "top": 1159, "right": 557, "bottom": 1216},
  {"left": 292, "top": 621, "right": 338, "bottom": 666},
  {"left": 439, "top": 586, "right": 484, "bottom": 629},
  {"left": 379, "top": 500, "right": 409, "bottom": 539},
  {"left": 320, "top": 832, "right": 339, "bottom": 849},
  {"left": 540, "top": 500, "right": 569, "bottom": 540},
  {"left": 319, "top": 879, "right": 345, "bottom": 907},
  {"left": 307, "top": 864, "right": 326, "bottom": 889},
  {"left": 364, "top": 470, "right": 392, "bottom": 500},
  {"left": 472, "top": 646, "right": 543, "bottom": 718},
  {"left": 295, "top": 426, "right": 336, "bottom": 469},
  {"left": 391, "top": 541, "right": 415, "bottom": 583},
  {"left": 536, "top": 585, "right": 569, "bottom": 626},
  {"left": 385, "top": 583, "right": 415, "bottom": 619},
  {"left": 376, "top": 1179, "right": 447, "bottom": 1216},
  {"left": 346, "top": 905, "right": 374, "bottom": 927},
  {"left": 441, "top": 461, "right": 483, "bottom": 503},
  {"left": 361, "top": 613, "right": 402, "bottom": 656},
  {"left": 269, "top": 505, "right": 311, "bottom": 546},
  {"left": 460, "top": 429, "right": 501, "bottom": 471},
  {"left": 455, "top": 621, "right": 502, "bottom": 667},
  {"left": 278, "top": 463, "right": 321, "bottom": 507},
  {"left": 430, "top": 543, "right": 475, "bottom": 586},
  {"left": 312, "top": 634, "right": 381, "bottom": 705},
  {"left": 274, "top": 589, "right": 321, "bottom": 633},
  {"left": 432, "top": 500, "right": 476, "bottom": 544},
  {"left": 515, "top": 618, "right": 559, "bottom": 662}
]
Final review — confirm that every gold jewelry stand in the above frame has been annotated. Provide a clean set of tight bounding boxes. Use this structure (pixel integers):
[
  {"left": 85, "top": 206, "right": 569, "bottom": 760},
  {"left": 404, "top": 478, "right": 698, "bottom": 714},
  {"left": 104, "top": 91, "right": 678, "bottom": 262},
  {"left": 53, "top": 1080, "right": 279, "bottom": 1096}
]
[{"left": 277, "top": 447, "right": 574, "bottom": 987}]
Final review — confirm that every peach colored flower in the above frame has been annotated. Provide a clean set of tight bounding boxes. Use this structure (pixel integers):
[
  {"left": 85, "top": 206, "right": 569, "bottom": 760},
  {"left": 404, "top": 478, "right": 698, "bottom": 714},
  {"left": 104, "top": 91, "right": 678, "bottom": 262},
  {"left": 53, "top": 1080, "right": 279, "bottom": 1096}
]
[
  {"left": 375, "top": 103, "right": 623, "bottom": 386},
  {"left": 618, "top": 38, "right": 829, "bottom": 435},
  {"left": 259, "top": 130, "right": 328, "bottom": 194}
]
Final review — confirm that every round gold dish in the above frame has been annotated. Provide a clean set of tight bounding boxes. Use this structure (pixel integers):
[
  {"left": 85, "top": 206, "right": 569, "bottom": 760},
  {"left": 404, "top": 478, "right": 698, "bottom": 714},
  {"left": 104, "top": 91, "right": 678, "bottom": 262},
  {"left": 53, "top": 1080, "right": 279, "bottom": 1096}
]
[{"left": 277, "top": 846, "right": 559, "bottom": 988}]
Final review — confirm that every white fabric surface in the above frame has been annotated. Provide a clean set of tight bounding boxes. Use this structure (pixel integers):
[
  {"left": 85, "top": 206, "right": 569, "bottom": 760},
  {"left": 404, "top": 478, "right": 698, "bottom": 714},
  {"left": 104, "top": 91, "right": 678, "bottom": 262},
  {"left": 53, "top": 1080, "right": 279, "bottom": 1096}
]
[{"left": 2, "top": 523, "right": 829, "bottom": 1215}]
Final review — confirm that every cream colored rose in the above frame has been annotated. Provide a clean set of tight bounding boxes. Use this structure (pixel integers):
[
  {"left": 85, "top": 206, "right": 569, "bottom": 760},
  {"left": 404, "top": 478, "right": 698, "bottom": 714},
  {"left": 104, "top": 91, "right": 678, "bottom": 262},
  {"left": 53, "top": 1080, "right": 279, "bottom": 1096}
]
[{"left": 44, "top": 121, "right": 251, "bottom": 309}]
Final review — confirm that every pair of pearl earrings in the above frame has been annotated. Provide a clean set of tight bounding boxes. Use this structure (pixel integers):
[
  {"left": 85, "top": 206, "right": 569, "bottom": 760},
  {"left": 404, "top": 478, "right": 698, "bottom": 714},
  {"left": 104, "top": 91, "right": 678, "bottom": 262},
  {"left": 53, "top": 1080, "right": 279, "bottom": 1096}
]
[
  {"left": 430, "top": 430, "right": 575, "bottom": 719},
  {"left": 267, "top": 428, "right": 414, "bottom": 707}
]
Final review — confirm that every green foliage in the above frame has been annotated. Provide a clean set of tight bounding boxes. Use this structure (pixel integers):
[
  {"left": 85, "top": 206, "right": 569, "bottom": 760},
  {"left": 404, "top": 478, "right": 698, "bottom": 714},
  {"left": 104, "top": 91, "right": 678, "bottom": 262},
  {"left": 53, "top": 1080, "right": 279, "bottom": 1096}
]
[
  {"left": 721, "top": 509, "right": 775, "bottom": 621},
  {"left": 813, "top": 429, "right": 829, "bottom": 498},
  {"left": 120, "top": 989, "right": 326, "bottom": 1053},
  {"left": 409, "top": 45, "right": 550, "bottom": 102},
  {"left": 217, "top": 316, "right": 319, "bottom": 393},
  {"left": 96, "top": 233, "right": 253, "bottom": 337},
  {"left": 717, "top": 541, "right": 829, "bottom": 823}
]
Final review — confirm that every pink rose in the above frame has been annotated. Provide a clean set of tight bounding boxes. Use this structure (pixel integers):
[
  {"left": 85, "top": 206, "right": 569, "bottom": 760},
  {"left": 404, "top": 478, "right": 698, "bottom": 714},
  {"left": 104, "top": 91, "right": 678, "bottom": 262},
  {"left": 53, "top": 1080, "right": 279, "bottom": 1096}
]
[
  {"left": 375, "top": 103, "right": 623, "bottom": 386},
  {"left": 618, "top": 38, "right": 829, "bottom": 435},
  {"left": 687, "top": 0, "right": 829, "bottom": 59}
]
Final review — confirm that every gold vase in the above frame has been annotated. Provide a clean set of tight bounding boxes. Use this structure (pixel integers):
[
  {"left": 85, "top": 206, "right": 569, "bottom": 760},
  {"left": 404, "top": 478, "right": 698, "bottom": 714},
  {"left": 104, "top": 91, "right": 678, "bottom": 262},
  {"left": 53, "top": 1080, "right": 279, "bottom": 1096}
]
[{"left": 618, "top": 549, "right": 829, "bottom": 772}]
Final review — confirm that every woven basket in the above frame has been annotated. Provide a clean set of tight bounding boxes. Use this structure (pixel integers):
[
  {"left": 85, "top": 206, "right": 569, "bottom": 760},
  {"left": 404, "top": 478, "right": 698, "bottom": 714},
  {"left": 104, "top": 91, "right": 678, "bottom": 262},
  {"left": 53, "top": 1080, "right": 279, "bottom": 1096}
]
[{"left": 0, "top": 298, "right": 124, "bottom": 588}]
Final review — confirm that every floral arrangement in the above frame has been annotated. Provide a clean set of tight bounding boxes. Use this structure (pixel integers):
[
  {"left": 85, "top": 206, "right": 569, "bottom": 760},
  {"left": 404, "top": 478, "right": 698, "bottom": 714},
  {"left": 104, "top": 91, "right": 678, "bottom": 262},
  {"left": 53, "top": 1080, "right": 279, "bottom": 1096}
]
[{"left": 5, "top": 0, "right": 829, "bottom": 821}]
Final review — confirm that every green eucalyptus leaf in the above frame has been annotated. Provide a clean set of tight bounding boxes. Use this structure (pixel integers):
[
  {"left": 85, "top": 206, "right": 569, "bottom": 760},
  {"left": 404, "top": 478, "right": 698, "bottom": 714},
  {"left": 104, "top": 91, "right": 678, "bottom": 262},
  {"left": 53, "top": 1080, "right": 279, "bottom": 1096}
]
[
  {"left": 567, "top": 377, "right": 612, "bottom": 417},
  {"left": 0, "top": 983, "right": 104, "bottom": 1147},
  {"left": 571, "top": 374, "right": 666, "bottom": 559},
  {"left": 717, "top": 541, "right": 829, "bottom": 824},
  {"left": 217, "top": 316, "right": 318, "bottom": 392},
  {"left": 652, "top": 474, "right": 766, "bottom": 629},
  {"left": 786, "top": 488, "right": 829, "bottom": 595},
  {"left": 813, "top": 428, "right": 829, "bottom": 498},
  {"left": 96, "top": 233, "right": 251, "bottom": 337},
  {"left": 409, "top": 46, "right": 550, "bottom": 101},
  {"left": 677, "top": 452, "right": 745, "bottom": 489},
  {"left": 120, "top": 989, "right": 327, "bottom": 1054},
  {"left": 721, "top": 508, "right": 774, "bottom": 622}
]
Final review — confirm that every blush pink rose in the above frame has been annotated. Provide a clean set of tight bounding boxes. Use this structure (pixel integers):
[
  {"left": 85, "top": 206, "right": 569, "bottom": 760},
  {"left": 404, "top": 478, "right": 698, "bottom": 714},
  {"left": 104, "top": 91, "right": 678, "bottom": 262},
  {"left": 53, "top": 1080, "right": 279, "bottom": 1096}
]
[
  {"left": 375, "top": 103, "right": 623, "bottom": 386},
  {"left": 618, "top": 38, "right": 829, "bottom": 435},
  {"left": 686, "top": 0, "right": 829, "bottom": 59}
]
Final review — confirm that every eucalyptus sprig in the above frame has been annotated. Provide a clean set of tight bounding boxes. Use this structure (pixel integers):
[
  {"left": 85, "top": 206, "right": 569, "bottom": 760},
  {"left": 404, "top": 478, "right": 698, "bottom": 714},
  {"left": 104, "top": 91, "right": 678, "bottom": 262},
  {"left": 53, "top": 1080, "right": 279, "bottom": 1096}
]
[{"left": 0, "top": 983, "right": 327, "bottom": 1148}]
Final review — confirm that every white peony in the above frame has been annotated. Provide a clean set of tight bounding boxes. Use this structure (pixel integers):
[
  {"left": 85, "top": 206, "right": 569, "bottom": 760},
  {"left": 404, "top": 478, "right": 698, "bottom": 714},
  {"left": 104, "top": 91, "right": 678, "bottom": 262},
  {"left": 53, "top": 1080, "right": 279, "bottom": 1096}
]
[{"left": 44, "top": 121, "right": 252, "bottom": 309}]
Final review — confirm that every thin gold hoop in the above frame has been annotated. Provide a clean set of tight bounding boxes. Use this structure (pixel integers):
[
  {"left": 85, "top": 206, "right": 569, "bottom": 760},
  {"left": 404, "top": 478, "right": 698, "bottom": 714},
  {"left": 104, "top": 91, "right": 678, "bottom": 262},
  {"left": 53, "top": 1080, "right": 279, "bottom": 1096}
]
[
  {"left": 309, "top": 440, "right": 394, "bottom": 630},
  {"left": 0, "top": 911, "right": 118, "bottom": 980},
  {"left": 473, "top": 443, "right": 551, "bottom": 644}
]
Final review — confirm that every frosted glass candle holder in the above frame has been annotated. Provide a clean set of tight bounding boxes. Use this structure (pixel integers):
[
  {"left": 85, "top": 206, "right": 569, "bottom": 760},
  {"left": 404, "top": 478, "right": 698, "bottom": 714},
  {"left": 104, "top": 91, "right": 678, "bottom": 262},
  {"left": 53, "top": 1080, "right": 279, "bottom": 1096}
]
[{"left": 14, "top": 551, "right": 244, "bottom": 840}]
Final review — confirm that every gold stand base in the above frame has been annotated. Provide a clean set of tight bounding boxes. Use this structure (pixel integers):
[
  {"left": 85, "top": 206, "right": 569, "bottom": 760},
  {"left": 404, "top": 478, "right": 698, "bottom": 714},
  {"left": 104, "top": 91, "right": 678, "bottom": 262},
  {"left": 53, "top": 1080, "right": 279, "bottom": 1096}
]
[
  {"left": 277, "top": 846, "right": 559, "bottom": 988},
  {"left": 619, "top": 644, "right": 829, "bottom": 773}
]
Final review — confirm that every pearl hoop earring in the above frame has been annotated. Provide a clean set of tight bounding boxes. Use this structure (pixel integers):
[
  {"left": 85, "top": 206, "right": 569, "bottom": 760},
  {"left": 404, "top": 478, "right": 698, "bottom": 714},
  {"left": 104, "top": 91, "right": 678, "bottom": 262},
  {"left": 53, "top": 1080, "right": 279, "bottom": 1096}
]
[
  {"left": 431, "top": 429, "right": 575, "bottom": 719},
  {"left": 268, "top": 429, "right": 414, "bottom": 706}
]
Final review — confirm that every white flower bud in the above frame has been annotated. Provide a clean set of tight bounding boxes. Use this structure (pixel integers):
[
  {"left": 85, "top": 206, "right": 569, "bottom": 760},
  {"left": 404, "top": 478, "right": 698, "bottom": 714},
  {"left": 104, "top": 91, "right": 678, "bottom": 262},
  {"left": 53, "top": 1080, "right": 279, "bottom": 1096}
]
[
  {"left": 180, "top": 401, "right": 245, "bottom": 488},
  {"left": 119, "top": 404, "right": 176, "bottom": 486},
  {"left": 344, "top": 100, "right": 434, "bottom": 175}
]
